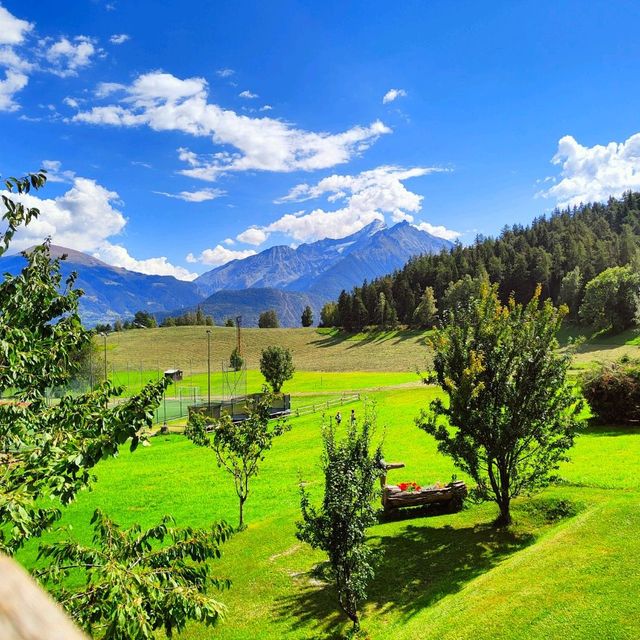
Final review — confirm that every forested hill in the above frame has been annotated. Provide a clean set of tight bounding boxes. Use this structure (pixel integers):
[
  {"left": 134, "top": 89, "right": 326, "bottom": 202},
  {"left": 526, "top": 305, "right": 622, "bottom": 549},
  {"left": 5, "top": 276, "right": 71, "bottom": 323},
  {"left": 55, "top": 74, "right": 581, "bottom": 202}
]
[{"left": 324, "top": 191, "right": 640, "bottom": 329}]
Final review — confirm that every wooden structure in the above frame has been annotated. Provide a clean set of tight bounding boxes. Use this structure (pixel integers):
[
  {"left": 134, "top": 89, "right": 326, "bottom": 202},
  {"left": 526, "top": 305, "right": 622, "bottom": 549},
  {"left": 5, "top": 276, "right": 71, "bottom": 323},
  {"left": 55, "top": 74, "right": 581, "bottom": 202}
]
[
  {"left": 380, "top": 461, "right": 467, "bottom": 513},
  {"left": 164, "top": 368, "right": 183, "bottom": 382},
  {"left": 0, "top": 555, "right": 87, "bottom": 639}
]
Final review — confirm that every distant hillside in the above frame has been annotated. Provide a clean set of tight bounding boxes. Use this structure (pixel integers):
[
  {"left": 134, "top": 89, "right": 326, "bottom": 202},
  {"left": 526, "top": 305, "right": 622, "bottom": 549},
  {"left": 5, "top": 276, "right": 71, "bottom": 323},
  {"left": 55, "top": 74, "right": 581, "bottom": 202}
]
[
  {"left": 195, "top": 221, "right": 452, "bottom": 300},
  {"left": 166, "top": 288, "right": 325, "bottom": 328},
  {"left": 0, "top": 245, "right": 203, "bottom": 326}
]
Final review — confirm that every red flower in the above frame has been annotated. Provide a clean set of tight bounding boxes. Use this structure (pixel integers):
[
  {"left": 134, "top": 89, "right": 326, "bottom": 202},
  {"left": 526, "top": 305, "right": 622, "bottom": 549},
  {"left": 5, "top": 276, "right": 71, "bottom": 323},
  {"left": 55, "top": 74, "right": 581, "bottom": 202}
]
[{"left": 397, "top": 481, "right": 421, "bottom": 492}]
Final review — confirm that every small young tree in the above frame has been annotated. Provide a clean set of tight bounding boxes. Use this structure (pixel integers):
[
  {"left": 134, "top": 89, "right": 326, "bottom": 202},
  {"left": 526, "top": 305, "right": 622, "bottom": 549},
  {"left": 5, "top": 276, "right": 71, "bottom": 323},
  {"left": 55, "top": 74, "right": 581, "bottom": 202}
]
[
  {"left": 259, "top": 345, "right": 295, "bottom": 392},
  {"left": 229, "top": 346, "right": 244, "bottom": 371},
  {"left": 417, "top": 283, "right": 583, "bottom": 526},
  {"left": 301, "top": 305, "right": 314, "bottom": 327},
  {"left": 412, "top": 286, "right": 438, "bottom": 328},
  {"left": 225, "top": 317, "right": 235, "bottom": 327},
  {"left": 186, "top": 393, "right": 289, "bottom": 529},
  {"left": 258, "top": 309, "right": 279, "bottom": 328},
  {"left": 133, "top": 310, "right": 157, "bottom": 328},
  {"left": 296, "top": 412, "right": 382, "bottom": 632},
  {"left": 37, "top": 511, "right": 232, "bottom": 640}
]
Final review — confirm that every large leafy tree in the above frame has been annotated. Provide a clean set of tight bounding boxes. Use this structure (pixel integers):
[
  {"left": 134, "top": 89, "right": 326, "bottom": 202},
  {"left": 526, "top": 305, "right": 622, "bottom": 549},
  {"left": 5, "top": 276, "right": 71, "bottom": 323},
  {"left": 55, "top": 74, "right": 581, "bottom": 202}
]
[
  {"left": 0, "top": 172, "right": 232, "bottom": 638},
  {"left": 417, "top": 283, "right": 583, "bottom": 525},
  {"left": 296, "top": 412, "right": 382, "bottom": 632},
  {"left": 0, "top": 173, "right": 166, "bottom": 554},
  {"left": 259, "top": 345, "right": 295, "bottom": 393},
  {"left": 579, "top": 265, "right": 640, "bottom": 333},
  {"left": 37, "top": 510, "right": 232, "bottom": 640},
  {"left": 186, "top": 393, "right": 289, "bottom": 529}
]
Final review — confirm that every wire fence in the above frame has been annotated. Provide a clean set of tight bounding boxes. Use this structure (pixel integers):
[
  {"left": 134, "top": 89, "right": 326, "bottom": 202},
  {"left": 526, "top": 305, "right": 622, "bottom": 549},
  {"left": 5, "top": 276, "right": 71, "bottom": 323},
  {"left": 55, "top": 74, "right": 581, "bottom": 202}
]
[{"left": 292, "top": 393, "right": 361, "bottom": 418}]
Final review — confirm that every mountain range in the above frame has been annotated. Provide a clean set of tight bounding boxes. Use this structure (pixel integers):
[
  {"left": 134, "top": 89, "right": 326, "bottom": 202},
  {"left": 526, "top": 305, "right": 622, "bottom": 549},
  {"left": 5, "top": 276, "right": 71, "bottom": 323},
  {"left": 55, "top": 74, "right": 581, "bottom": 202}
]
[{"left": 0, "top": 222, "right": 452, "bottom": 326}]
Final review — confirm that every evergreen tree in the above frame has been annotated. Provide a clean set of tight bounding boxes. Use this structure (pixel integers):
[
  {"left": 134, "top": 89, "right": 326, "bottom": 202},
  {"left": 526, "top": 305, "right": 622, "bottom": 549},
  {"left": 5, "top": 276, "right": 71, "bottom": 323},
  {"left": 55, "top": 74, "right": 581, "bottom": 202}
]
[{"left": 301, "top": 305, "right": 314, "bottom": 327}]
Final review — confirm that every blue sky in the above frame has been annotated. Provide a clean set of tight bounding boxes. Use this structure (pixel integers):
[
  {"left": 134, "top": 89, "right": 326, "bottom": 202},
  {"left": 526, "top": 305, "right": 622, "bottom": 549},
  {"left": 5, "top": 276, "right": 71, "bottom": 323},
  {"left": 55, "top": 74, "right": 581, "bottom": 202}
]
[{"left": 2, "top": 0, "right": 640, "bottom": 279}]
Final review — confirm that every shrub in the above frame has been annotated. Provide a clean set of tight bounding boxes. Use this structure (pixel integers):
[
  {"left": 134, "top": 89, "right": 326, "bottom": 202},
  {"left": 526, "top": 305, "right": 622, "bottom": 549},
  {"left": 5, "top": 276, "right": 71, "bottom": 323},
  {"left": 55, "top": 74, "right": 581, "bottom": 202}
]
[{"left": 582, "top": 359, "right": 640, "bottom": 423}]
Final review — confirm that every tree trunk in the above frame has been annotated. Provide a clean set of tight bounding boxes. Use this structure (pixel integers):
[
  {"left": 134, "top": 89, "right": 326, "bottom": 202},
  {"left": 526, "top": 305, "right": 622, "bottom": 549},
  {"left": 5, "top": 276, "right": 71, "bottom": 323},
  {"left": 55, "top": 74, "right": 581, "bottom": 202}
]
[
  {"left": 495, "top": 497, "right": 512, "bottom": 527},
  {"left": 238, "top": 496, "right": 246, "bottom": 530}
]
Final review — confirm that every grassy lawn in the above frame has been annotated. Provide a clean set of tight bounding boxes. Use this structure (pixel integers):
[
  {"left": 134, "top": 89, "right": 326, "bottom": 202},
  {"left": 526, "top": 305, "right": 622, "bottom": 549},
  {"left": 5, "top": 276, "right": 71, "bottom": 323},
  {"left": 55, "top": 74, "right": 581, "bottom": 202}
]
[
  {"left": 102, "top": 325, "right": 638, "bottom": 382},
  {"left": 102, "top": 326, "right": 434, "bottom": 374},
  {"left": 110, "top": 368, "right": 422, "bottom": 398},
  {"left": 17, "top": 384, "right": 640, "bottom": 639}
]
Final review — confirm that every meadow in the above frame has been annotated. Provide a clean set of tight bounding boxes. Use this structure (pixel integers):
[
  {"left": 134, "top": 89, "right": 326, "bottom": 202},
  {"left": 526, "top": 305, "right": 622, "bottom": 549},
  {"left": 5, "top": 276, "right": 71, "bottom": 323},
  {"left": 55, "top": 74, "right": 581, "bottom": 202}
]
[{"left": 18, "top": 326, "right": 640, "bottom": 639}]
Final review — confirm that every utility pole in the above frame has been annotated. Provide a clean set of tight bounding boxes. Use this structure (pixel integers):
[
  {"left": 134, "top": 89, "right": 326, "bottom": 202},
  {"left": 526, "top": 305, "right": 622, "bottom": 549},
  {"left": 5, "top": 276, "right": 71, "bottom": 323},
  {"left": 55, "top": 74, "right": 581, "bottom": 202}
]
[
  {"left": 102, "top": 332, "right": 108, "bottom": 382},
  {"left": 206, "top": 329, "right": 211, "bottom": 408}
]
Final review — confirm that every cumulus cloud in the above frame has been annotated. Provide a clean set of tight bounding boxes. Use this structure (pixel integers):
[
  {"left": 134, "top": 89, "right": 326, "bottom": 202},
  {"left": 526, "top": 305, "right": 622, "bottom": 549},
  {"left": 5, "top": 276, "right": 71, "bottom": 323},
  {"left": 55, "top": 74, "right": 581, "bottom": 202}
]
[
  {"left": 186, "top": 245, "right": 256, "bottom": 266},
  {"left": 231, "top": 165, "right": 456, "bottom": 245},
  {"left": 4, "top": 169, "right": 197, "bottom": 280},
  {"left": 6, "top": 176, "right": 126, "bottom": 252},
  {"left": 236, "top": 227, "right": 267, "bottom": 245},
  {"left": 0, "top": 6, "right": 32, "bottom": 110},
  {"left": 382, "top": 88, "right": 407, "bottom": 104},
  {"left": 239, "top": 89, "right": 258, "bottom": 99},
  {"left": 0, "top": 5, "right": 33, "bottom": 45},
  {"left": 154, "top": 187, "right": 225, "bottom": 202},
  {"left": 0, "top": 6, "right": 101, "bottom": 111},
  {"left": 93, "top": 243, "right": 198, "bottom": 280},
  {"left": 260, "top": 104, "right": 272, "bottom": 111},
  {"left": 0, "top": 69, "right": 27, "bottom": 111},
  {"left": 223, "top": 237, "right": 235, "bottom": 245},
  {"left": 109, "top": 33, "right": 130, "bottom": 44},
  {"left": 540, "top": 133, "right": 640, "bottom": 207},
  {"left": 72, "top": 71, "right": 391, "bottom": 179},
  {"left": 44, "top": 36, "right": 99, "bottom": 77},
  {"left": 216, "top": 68, "right": 234, "bottom": 78},
  {"left": 42, "top": 159, "right": 76, "bottom": 182},
  {"left": 414, "top": 221, "right": 460, "bottom": 241}
]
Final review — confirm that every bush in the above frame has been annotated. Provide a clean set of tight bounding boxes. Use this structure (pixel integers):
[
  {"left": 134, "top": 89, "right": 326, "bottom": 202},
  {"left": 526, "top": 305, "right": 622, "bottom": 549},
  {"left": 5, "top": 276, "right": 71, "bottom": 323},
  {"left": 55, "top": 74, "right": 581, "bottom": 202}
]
[
  {"left": 258, "top": 309, "right": 279, "bottom": 328},
  {"left": 582, "top": 359, "right": 640, "bottom": 423}
]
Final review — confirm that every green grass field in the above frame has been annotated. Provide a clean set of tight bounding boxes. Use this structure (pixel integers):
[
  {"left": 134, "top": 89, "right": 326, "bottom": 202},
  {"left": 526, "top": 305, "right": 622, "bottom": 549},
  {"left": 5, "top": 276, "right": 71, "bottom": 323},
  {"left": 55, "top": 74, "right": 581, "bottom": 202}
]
[
  {"left": 102, "top": 325, "right": 640, "bottom": 380},
  {"left": 17, "top": 375, "right": 640, "bottom": 639}
]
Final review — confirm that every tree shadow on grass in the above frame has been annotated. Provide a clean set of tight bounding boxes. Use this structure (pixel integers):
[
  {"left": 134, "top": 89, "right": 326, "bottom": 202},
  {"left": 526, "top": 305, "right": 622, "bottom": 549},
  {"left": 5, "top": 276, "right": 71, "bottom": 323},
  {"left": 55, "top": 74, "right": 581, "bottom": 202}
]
[
  {"left": 274, "top": 520, "right": 534, "bottom": 637},
  {"left": 581, "top": 423, "right": 640, "bottom": 437}
]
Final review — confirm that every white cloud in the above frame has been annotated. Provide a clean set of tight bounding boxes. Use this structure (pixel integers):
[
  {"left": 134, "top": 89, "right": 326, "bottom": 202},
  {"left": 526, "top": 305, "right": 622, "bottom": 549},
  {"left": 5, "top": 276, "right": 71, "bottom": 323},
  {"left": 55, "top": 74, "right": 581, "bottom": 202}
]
[
  {"left": 5, "top": 169, "right": 197, "bottom": 280},
  {"left": 93, "top": 242, "right": 198, "bottom": 280},
  {"left": 95, "top": 81, "right": 126, "bottom": 97},
  {"left": 216, "top": 68, "right": 234, "bottom": 78},
  {"left": 233, "top": 165, "right": 455, "bottom": 245},
  {"left": 72, "top": 71, "right": 391, "bottom": 179},
  {"left": 186, "top": 245, "right": 256, "bottom": 266},
  {"left": 7, "top": 176, "right": 126, "bottom": 252},
  {"left": 0, "top": 69, "right": 27, "bottom": 111},
  {"left": 540, "top": 133, "right": 640, "bottom": 207},
  {"left": 382, "top": 88, "right": 407, "bottom": 104},
  {"left": 223, "top": 237, "right": 235, "bottom": 245},
  {"left": 236, "top": 227, "right": 267, "bottom": 245},
  {"left": 0, "top": 6, "right": 32, "bottom": 45},
  {"left": 414, "top": 221, "right": 460, "bottom": 241},
  {"left": 109, "top": 33, "right": 130, "bottom": 44},
  {"left": 42, "top": 159, "right": 76, "bottom": 182},
  {"left": 45, "top": 36, "right": 99, "bottom": 77},
  {"left": 63, "top": 96, "right": 79, "bottom": 108},
  {"left": 154, "top": 187, "right": 225, "bottom": 202},
  {"left": 239, "top": 89, "right": 258, "bottom": 99},
  {"left": 260, "top": 104, "right": 272, "bottom": 111}
]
